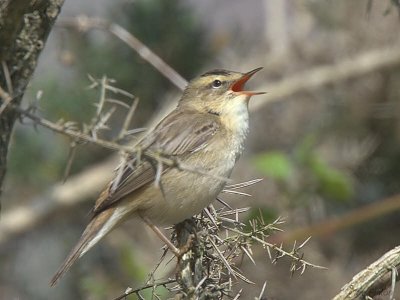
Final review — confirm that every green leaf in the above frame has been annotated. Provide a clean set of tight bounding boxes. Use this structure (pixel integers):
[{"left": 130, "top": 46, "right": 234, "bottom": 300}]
[
  {"left": 311, "top": 158, "right": 353, "bottom": 201},
  {"left": 253, "top": 151, "right": 293, "bottom": 180}
]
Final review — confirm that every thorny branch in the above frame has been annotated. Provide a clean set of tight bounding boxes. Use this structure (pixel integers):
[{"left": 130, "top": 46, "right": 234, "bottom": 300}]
[
  {"left": 112, "top": 278, "right": 177, "bottom": 300},
  {"left": 13, "top": 76, "right": 231, "bottom": 185},
  {"left": 150, "top": 204, "right": 322, "bottom": 299},
  {"left": 223, "top": 223, "right": 325, "bottom": 275},
  {"left": 109, "top": 181, "right": 291, "bottom": 299},
  {"left": 113, "top": 279, "right": 176, "bottom": 300}
]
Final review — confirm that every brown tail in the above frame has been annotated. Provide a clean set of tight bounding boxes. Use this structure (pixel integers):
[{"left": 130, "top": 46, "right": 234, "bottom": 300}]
[{"left": 50, "top": 208, "right": 118, "bottom": 286}]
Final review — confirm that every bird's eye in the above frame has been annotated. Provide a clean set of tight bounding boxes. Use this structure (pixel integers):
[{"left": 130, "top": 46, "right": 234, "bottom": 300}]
[{"left": 212, "top": 79, "right": 222, "bottom": 88}]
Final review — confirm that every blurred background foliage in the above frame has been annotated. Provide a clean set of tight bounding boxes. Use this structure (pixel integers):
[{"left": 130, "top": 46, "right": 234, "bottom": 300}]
[
  {"left": 2, "top": 0, "right": 400, "bottom": 299},
  {"left": 8, "top": 0, "right": 212, "bottom": 190}
]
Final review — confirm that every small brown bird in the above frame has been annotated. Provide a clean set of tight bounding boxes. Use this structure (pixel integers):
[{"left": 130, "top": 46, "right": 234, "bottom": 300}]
[{"left": 50, "top": 67, "right": 264, "bottom": 285}]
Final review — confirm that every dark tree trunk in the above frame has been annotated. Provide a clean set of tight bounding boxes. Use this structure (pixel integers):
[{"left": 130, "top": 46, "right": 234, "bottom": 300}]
[{"left": 0, "top": 0, "right": 64, "bottom": 207}]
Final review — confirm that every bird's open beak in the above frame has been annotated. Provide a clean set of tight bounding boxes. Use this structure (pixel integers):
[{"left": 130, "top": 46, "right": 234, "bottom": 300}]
[{"left": 230, "top": 67, "right": 266, "bottom": 96}]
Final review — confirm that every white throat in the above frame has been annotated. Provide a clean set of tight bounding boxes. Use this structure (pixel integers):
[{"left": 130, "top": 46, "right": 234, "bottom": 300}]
[{"left": 221, "top": 98, "right": 249, "bottom": 155}]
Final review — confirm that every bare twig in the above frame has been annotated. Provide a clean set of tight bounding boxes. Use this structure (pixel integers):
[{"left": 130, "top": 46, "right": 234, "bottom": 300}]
[
  {"left": 63, "top": 142, "right": 78, "bottom": 182},
  {"left": 61, "top": 75, "right": 141, "bottom": 179},
  {"left": 117, "top": 97, "right": 140, "bottom": 141},
  {"left": 144, "top": 247, "right": 169, "bottom": 286},
  {"left": 0, "top": 84, "right": 13, "bottom": 115},
  {"left": 12, "top": 105, "right": 231, "bottom": 185},
  {"left": 112, "top": 278, "right": 176, "bottom": 300},
  {"left": 232, "top": 289, "right": 243, "bottom": 300},
  {"left": 57, "top": 16, "right": 187, "bottom": 91},
  {"left": 209, "top": 236, "right": 237, "bottom": 278},
  {"left": 0, "top": 62, "right": 14, "bottom": 115},
  {"left": 256, "top": 281, "right": 267, "bottom": 300},
  {"left": 332, "top": 246, "right": 400, "bottom": 300},
  {"left": 240, "top": 245, "right": 256, "bottom": 266},
  {"left": 17, "top": 105, "right": 131, "bottom": 152},
  {"left": 271, "top": 193, "right": 400, "bottom": 244},
  {"left": 2, "top": 61, "right": 13, "bottom": 95},
  {"left": 389, "top": 267, "right": 397, "bottom": 300},
  {"left": 95, "top": 76, "right": 107, "bottom": 117}
]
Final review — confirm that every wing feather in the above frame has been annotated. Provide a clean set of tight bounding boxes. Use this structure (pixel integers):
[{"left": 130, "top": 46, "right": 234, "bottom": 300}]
[{"left": 93, "top": 109, "right": 219, "bottom": 214}]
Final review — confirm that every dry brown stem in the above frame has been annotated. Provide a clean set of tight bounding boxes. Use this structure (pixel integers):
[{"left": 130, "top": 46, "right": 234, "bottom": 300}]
[
  {"left": 333, "top": 246, "right": 400, "bottom": 300},
  {"left": 112, "top": 278, "right": 176, "bottom": 300},
  {"left": 270, "top": 193, "right": 400, "bottom": 245},
  {"left": 57, "top": 15, "right": 187, "bottom": 91}
]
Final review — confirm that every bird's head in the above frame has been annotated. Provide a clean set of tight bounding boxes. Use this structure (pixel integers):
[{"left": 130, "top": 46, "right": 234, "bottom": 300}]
[{"left": 179, "top": 68, "right": 265, "bottom": 116}]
